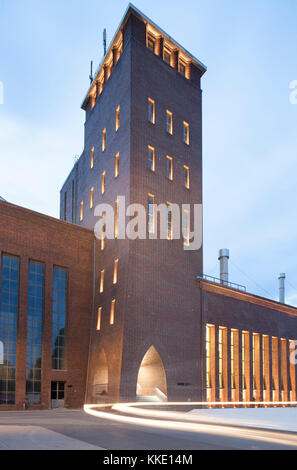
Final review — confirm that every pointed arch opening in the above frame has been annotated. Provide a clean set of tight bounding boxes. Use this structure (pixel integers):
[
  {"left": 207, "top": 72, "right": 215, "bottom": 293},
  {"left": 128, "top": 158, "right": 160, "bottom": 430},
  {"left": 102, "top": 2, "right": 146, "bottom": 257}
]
[
  {"left": 136, "top": 345, "right": 168, "bottom": 401},
  {"left": 92, "top": 348, "right": 108, "bottom": 402}
]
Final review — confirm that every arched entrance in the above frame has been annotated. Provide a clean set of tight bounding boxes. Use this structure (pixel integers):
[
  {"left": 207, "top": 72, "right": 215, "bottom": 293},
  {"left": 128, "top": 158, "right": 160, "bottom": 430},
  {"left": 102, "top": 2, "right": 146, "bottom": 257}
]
[
  {"left": 136, "top": 345, "right": 167, "bottom": 401},
  {"left": 92, "top": 349, "right": 108, "bottom": 402}
]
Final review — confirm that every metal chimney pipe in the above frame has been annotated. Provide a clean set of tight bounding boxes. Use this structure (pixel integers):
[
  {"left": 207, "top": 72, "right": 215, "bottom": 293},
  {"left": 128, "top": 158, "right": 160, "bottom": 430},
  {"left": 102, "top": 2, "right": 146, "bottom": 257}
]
[
  {"left": 278, "top": 273, "right": 286, "bottom": 304},
  {"left": 218, "top": 249, "right": 229, "bottom": 285}
]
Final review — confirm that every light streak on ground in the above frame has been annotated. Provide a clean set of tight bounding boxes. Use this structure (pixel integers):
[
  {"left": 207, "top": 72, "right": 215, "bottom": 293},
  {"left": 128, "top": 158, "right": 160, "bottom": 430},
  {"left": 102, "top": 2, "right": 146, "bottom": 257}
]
[{"left": 84, "top": 402, "right": 297, "bottom": 448}]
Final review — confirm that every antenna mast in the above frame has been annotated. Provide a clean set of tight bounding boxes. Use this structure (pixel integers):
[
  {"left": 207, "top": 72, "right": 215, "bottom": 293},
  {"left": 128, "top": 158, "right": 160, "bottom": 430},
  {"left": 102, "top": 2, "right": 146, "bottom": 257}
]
[{"left": 103, "top": 29, "right": 107, "bottom": 56}]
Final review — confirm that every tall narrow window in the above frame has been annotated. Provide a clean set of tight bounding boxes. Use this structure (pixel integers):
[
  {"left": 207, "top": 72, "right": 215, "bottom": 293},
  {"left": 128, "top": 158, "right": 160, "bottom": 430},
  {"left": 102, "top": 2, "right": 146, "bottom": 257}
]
[
  {"left": 114, "top": 199, "right": 118, "bottom": 239},
  {"left": 148, "top": 98, "right": 155, "bottom": 124},
  {"left": 90, "top": 188, "right": 94, "bottom": 209},
  {"left": 206, "top": 325, "right": 212, "bottom": 388},
  {"left": 166, "top": 110, "right": 173, "bottom": 135},
  {"left": 0, "top": 254, "right": 19, "bottom": 405},
  {"left": 115, "top": 106, "right": 120, "bottom": 132},
  {"left": 218, "top": 328, "right": 224, "bottom": 389},
  {"left": 102, "top": 128, "right": 106, "bottom": 152},
  {"left": 26, "top": 261, "right": 44, "bottom": 405},
  {"left": 52, "top": 267, "right": 67, "bottom": 370},
  {"left": 163, "top": 47, "right": 171, "bottom": 65},
  {"left": 262, "top": 335, "right": 269, "bottom": 396},
  {"left": 272, "top": 337, "right": 279, "bottom": 399},
  {"left": 91, "top": 147, "right": 94, "bottom": 168},
  {"left": 100, "top": 270, "right": 104, "bottom": 293},
  {"left": 147, "top": 34, "right": 155, "bottom": 52},
  {"left": 184, "top": 166, "right": 190, "bottom": 189},
  {"left": 80, "top": 201, "right": 83, "bottom": 221},
  {"left": 242, "top": 332, "right": 249, "bottom": 390},
  {"left": 101, "top": 171, "right": 106, "bottom": 195},
  {"left": 166, "top": 156, "right": 173, "bottom": 181},
  {"left": 148, "top": 193, "right": 155, "bottom": 234},
  {"left": 115, "top": 153, "right": 119, "bottom": 178},
  {"left": 230, "top": 330, "right": 235, "bottom": 390},
  {"left": 183, "top": 121, "right": 190, "bottom": 145},
  {"left": 113, "top": 259, "right": 119, "bottom": 285},
  {"left": 179, "top": 60, "right": 186, "bottom": 76},
  {"left": 183, "top": 209, "right": 190, "bottom": 246},
  {"left": 167, "top": 202, "right": 173, "bottom": 240},
  {"left": 96, "top": 307, "right": 102, "bottom": 331},
  {"left": 148, "top": 146, "right": 155, "bottom": 172},
  {"left": 110, "top": 299, "right": 115, "bottom": 325}
]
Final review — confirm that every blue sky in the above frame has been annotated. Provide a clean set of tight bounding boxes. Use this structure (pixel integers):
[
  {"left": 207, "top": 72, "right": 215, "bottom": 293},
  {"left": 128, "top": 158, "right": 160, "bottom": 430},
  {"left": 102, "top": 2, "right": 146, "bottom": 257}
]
[{"left": 1, "top": 0, "right": 297, "bottom": 304}]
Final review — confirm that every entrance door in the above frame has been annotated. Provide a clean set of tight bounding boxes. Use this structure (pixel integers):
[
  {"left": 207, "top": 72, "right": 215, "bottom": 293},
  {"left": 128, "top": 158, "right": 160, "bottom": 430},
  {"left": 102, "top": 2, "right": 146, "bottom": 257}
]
[{"left": 51, "top": 381, "right": 65, "bottom": 408}]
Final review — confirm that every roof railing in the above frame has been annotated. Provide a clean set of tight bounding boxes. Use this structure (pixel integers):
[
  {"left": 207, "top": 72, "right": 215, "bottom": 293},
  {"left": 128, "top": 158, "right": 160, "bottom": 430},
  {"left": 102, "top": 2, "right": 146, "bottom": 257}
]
[{"left": 196, "top": 274, "right": 246, "bottom": 292}]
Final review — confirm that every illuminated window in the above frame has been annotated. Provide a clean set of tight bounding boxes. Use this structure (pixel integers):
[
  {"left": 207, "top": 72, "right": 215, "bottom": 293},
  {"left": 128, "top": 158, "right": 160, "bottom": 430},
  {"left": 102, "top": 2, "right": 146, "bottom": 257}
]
[
  {"left": 148, "top": 146, "right": 155, "bottom": 172},
  {"left": 115, "top": 106, "right": 120, "bottom": 131},
  {"left": 115, "top": 153, "right": 119, "bottom": 178},
  {"left": 183, "top": 209, "right": 190, "bottom": 246},
  {"left": 183, "top": 121, "right": 190, "bottom": 145},
  {"left": 230, "top": 330, "right": 235, "bottom": 389},
  {"left": 147, "top": 34, "right": 155, "bottom": 53},
  {"left": 148, "top": 98, "right": 155, "bottom": 124},
  {"left": 206, "top": 325, "right": 211, "bottom": 388},
  {"left": 102, "top": 128, "right": 106, "bottom": 152},
  {"left": 272, "top": 337, "right": 278, "bottom": 395},
  {"left": 90, "top": 187, "right": 94, "bottom": 209},
  {"left": 242, "top": 332, "right": 249, "bottom": 390},
  {"left": 113, "top": 259, "right": 119, "bottom": 285},
  {"left": 166, "top": 110, "right": 173, "bottom": 135},
  {"left": 163, "top": 48, "right": 171, "bottom": 65},
  {"left": 166, "top": 156, "right": 173, "bottom": 181},
  {"left": 80, "top": 201, "right": 83, "bottom": 221},
  {"left": 167, "top": 202, "right": 173, "bottom": 240},
  {"left": 90, "top": 147, "right": 94, "bottom": 169},
  {"left": 114, "top": 199, "right": 118, "bottom": 239},
  {"left": 96, "top": 307, "right": 102, "bottom": 331},
  {"left": 218, "top": 328, "right": 224, "bottom": 389},
  {"left": 148, "top": 194, "right": 155, "bottom": 234},
  {"left": 110, "top": 299, "right": 115, "bottom": 325},
  {"left": 183, "top": 165, "right": 190, "bottom": 189},
  {"left": 101, "top": 171, "right": 106, "bottom": 195},
  {"left": 178, "top": 60, "right": 186, "bottom": 76},
  {"left": 100, "top": 270, "right": 104, "bottom": 293}
]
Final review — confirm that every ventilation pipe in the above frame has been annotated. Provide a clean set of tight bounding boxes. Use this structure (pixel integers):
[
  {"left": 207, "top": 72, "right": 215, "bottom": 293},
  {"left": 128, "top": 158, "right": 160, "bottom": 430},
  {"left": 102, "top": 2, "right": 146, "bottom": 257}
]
[
  {"left": 278, "top": 273, "right": 286, "bottom": 304},
  {"left": 218, "top": 249, "right": 229, "bottom": 285}
]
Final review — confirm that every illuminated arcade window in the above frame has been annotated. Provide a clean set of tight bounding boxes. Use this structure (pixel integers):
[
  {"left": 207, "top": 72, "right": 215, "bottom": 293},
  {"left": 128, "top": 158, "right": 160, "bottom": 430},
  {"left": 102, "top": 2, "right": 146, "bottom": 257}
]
[
  {"left": 110, "top": 299, "right": 115, "bottom": 325},
  {"left": 166, "top": 156, "right": 173, "bottom": 181},
  {"left": 100, "top": 270, "right": 104, "bottom": 293},
  {"left": 96, "top": 307, "right": 102, "bottom": 331},
  {"left": 113, "top": 259, "right": 119, "bottom": 285},
  {"left": 148, "top": 98, "right": 155, "bottom": 124},
  {"left": 101, "top": 171, "right": 106, "bottom": 195},
  {"left": 183, "top": 165, "right": 190, "bottom": 189},
  {"left": 80, "top": 201, "right": 83, "bottom": 221},
  {"left": 166, "top": 110, "right": 173, "bottom": 135},
  {"left": 115, "top": 106, "right": 120, "bottom": 132},
  {"left": 90, "top": 147, "right": 94, "bottom": 168},
  {"left": 183, "top": 122, "right": 190, "bottom": 145},
  {"left": 115, "top": 153, "right": 119, "bottom": 178},
  {"left": 148, "top": 146, "right": 155, "bottom": 172},
  {"left": 90, "top": 187, "right": 94, "bottom": 209},
  {"left": 102, "top": 128, "right": 106, "bottom": 152}
]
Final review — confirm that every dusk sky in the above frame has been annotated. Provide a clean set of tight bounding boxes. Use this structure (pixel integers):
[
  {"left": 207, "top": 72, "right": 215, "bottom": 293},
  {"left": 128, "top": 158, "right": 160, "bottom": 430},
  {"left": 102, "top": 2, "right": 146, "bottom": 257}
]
[{"left": 1, "top": 0, "right": 297, "bottom": 304}]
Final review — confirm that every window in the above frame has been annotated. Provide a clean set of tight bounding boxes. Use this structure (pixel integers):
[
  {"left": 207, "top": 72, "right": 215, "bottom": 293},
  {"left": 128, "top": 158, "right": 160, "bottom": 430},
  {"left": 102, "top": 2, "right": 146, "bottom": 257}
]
[
  {"left": 100, "top": 270, "right": 104, "bottom": 293},
  {"left": 148, "top": 98, "right": 155, "bottom": 124},
  {"left": 52, "top": 267, "right": 67, "bottom": 370},
  {"left": 148, "top": 194, "right": 155, "bottom": 234},
  {"left": 110, "top": 299, "right": 115, "bottom": 325},
  {"left": 183, "top": 121, "right": 190, "bottom": 145},
  {"left": 242, "top": 332, "right": 249, "bottom": 390},
  {"left": 91, "top": 147, "right": 94, "bottom": 168},
  {"left": 147, "top": 34, "right": 155, "bottom": 53},
  {"left": 63, "top": 192, "right": 67, "bottom": 221},
  {"left": 183, "top": 209, "right": 190, "bottom": 246},
  {"left": 115, "top": 106, "right": 120, "bottom": 131},
  {"left": 90, "top": 187, "right": 94, "bottom": 209},
  {"left": 96, "top": 307, "right": 102, "bottom": 331},
  {"left": 115, "top": 153, "right": 119, "bottom": 178},
  {"left": 26, "top": 261, "right": 44, "bottom": 405},
  {"left": 113, "top": 259, "right": 119, "bottom": 285},
  {"left": 80, "top": 201, "right": 83, "bottom": 221},
  {"left": 166, "top": 110, "right": 173, "bottom": 135},
  {"left": 114, "top": 199, "right": 118, "bottom": 239},
  {"left": 219, "top": 328, "right": 224, "bottom": 389},
  {"left": 0, "top": 254, "right": 19, "bottom": 405},
  {"left": 206, "top": 325, "right": 211, "bottom": 388},
  {"left": 163, "top": 48, "right": 171, "bottom": 65},
  {"left": 167, "top": 202, "right": 173, "bottom": 240},
  {"left": 230, "top": 330, "right": 235, "bottom": 390},
  {"left": 178, "top": 60, "right": 186, "bottom": 76},
  {"left": 272, "top": 337, "right": 278, "bottom": 395},
  {"left": 101, "top": 171, "right": 106, "bottom": 195},
  {"left": 166, "top": 156, "right": 173, "bottom": 181},
  {"left": 148, "top": 146, "right": 155, "bottom": 172},
  {"left": 102, "top": 128, "right": 106, "bottom": 152},
  {"left": 184, "top": 166, "right": 190, "bottom": 189}
]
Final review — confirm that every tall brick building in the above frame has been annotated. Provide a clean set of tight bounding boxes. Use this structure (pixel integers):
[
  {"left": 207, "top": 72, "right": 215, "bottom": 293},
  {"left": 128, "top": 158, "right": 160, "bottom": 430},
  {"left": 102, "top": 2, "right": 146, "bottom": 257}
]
[{"left": 0, "top": 4, "right": 296, "bottom": 409}]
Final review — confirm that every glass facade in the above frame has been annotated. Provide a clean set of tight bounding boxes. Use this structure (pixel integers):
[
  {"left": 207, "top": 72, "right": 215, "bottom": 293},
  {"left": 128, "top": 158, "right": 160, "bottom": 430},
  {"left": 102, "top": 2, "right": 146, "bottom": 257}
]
[
  {"left": 52, "top": 267, "right": 67, "bottom": 370},
  {"left": 26, "top": 261, "right": 44, "bottom": 405},
  {"left": 0, "top": 254, "right": 19, "bottom": 405}
]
